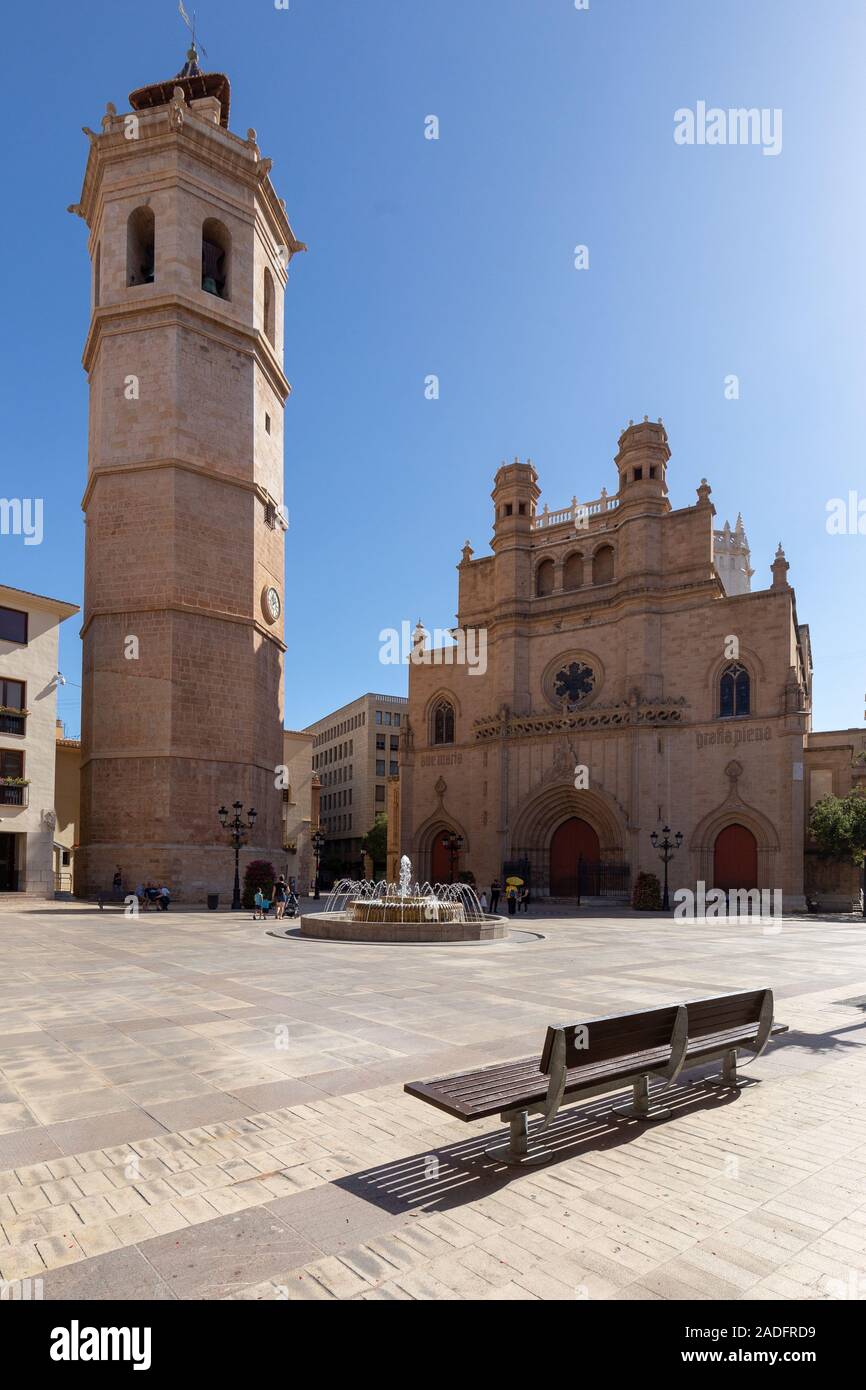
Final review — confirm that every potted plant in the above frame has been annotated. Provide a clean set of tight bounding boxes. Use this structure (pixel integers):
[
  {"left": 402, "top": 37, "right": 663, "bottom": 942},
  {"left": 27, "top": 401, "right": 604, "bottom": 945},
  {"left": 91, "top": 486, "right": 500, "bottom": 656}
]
[{"left": 632, "top": 871, "right": 663, "bottom": 911}]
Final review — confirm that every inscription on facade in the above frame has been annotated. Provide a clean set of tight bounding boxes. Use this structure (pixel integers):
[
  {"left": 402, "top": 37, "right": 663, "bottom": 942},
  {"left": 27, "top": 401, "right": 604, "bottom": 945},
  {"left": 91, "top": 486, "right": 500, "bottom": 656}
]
[
  {"left": 696, "top": 726, "right": 772, "bottom": 749},
  {"left": 421, "top": 753, "right": 464, "bottom": 767}
]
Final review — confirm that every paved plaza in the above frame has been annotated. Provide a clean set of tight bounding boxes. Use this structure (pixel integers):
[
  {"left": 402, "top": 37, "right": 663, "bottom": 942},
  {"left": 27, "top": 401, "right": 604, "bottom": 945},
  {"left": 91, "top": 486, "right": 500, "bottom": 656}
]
[{"left": 1, "top": 903, "right": 866, "bottom": 1300}]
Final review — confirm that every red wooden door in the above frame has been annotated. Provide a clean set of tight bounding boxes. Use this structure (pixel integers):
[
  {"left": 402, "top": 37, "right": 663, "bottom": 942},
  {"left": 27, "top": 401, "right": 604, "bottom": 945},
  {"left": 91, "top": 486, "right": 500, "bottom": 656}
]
[
  {"left": 549, "top": 818, "right": 600, "bottom": 895},
  {"left": 713, "top": 823, "right": 758, "bottom": 891},
  {"left": 430, "top": 834, "right": 452, "bottom": 884}
]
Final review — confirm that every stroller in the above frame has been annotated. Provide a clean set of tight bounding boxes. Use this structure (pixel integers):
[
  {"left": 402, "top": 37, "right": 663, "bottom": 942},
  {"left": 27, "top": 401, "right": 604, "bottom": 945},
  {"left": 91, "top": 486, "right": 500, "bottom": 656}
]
[{"left": 284, "top": 893, "right": 299, "bottom": 919}]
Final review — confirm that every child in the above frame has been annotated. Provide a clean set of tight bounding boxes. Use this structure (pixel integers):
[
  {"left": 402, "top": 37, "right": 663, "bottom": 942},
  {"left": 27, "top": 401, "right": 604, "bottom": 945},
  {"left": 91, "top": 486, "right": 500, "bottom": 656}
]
[{"left": 253, "top": 888, "right": 264, "bottom": 920}]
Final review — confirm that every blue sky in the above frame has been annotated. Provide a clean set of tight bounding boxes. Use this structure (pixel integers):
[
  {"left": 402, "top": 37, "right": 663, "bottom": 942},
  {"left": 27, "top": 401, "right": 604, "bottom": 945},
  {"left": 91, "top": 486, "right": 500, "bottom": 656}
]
[{"left": 2, "top": 0, "right": 864, "bottom": 736}]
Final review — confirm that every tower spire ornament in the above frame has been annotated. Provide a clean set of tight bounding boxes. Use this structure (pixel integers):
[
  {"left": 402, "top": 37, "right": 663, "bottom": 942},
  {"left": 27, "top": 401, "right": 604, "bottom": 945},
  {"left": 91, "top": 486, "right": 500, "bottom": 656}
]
[{"left": 178, "top": 1, "right": 208, "bottom": 72}]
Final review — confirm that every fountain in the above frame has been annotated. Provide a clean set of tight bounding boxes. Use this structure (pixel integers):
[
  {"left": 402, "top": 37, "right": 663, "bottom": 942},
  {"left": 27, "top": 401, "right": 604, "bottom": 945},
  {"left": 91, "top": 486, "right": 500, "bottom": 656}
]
[{"left": 299, "top": 855, "right": 507, "bottom": 942}]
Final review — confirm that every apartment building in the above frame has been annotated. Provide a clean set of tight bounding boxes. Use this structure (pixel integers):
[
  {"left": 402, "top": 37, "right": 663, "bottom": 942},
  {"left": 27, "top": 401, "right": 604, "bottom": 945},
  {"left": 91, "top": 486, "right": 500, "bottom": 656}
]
[{"left": 306, "top": 692, "right": 407, "bottom": 870}]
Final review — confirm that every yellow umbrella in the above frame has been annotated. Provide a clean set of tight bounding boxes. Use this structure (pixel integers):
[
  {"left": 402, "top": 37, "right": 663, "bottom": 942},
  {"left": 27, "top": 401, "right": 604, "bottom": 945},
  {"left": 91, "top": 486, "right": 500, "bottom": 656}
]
[{"left": 505, "top": 876, "right": 524, "bottom": 887}]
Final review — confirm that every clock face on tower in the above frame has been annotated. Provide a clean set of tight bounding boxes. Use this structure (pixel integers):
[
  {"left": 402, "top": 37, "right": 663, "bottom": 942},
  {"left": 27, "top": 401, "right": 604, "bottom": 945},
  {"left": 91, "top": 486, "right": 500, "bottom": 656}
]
[
  {"left": 553, "top": 661, "right": 595, "bottom": 708},
  {"left": 262, "top": 586, "right": 281, "bottom": 624}
]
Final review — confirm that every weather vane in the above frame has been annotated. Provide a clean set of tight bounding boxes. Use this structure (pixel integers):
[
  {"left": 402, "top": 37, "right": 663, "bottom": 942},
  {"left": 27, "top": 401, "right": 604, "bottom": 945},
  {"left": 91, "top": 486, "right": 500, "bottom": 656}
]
[{"left": 178, "top": 1, "right": 208, "bottom": 61}]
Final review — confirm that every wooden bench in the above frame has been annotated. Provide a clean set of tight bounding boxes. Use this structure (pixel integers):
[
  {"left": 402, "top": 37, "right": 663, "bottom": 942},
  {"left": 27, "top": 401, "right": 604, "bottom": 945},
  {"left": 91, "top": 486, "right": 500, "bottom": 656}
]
[{"left": 404, "top": 988, "right": 788, "bottom": 1165}]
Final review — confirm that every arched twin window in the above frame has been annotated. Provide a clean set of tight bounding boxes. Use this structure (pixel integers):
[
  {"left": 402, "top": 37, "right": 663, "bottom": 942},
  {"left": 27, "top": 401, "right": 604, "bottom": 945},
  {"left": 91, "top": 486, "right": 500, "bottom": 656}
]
[
  {"left": 202, "top": 218, "right": 231, "bottom": 299},
  {"left": 536, "top": 559, "right": 555, "bottom": 596},
  {"left": 719, "top": 663, "right": 750, "bottom": 718},
  {"left": 563, "top": 552, "right": 584, "bottom": 591},
  {"left": 432, "top": 700, "right": 455, "bottom": 746},
  {"left": 592, "top": 544, "right": 615, "bottom": 585},
  {"left": 126, "top": 207, "right": 155, "bottom": 286}
]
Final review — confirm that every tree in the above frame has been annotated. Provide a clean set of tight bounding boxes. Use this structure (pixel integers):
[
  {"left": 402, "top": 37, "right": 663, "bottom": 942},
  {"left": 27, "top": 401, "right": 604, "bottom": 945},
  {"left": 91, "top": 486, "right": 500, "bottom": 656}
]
[
  {"left": 242, "top": 859, "right": 276, "bottom": 910},
  {"left": 362, "top": 813, "right": 388, "bottom": 874},
  {"left": 809, "top": 792, "right": 866, "bottom": 916}
]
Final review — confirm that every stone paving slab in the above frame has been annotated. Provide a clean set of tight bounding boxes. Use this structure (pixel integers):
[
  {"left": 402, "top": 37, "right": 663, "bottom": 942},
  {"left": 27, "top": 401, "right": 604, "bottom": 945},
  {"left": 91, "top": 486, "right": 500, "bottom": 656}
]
[{"left": 1, "top": 904, "right": 866, "bottom": 1298}]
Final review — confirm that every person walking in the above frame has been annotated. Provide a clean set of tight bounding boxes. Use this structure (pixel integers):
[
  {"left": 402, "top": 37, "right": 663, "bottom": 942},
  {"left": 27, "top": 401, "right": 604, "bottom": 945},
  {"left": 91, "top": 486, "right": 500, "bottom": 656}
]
[
  {"left": 519, "top": 885, "right": 530, "bottom": 914},
  {"left": 506, "top": 885, "right": 517, "bottom": 916},
  {"left": 490, "top": 879, "right": 501, "bottom": 913},
  {"left": 112, "top": 866, "right": 123, "bottom": 901},
  {"left": 479, "top": 890, "right": 488, "bottom": 912},
  {"left": 273, "top": 876, "right": 288, "bottom": 920}
]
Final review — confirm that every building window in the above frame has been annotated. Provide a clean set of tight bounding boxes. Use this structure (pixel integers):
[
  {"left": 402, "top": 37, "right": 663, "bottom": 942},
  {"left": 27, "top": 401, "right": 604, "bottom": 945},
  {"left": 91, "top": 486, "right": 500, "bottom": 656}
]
[
  {"left": 375, "top": 785, "right": 385, "bottom": 803},
  {"left": 0, "top": 679, "right": 25, "bottom": 736},
  {"left": 390, "top": 736, "right": 399, "bottom": 750},
  {"left": 0, "top": 749, "right": 25, "bottom": 804},
  {"left": 563, "top": 552, "right": 583, "bottom": 591},
  {"left": 719, "top": 663, "right": 750, "bottom": 718},
  {"left": 384, "top": 712, "right": 392, "bottom": 725},
  {"left": 126, "top": 206, "right": 155, "bottom": 286},
  {"left": 389, "top": 761, "right": 398, "bottom": 776},
  {"left": 432, "top": 700, "right": 455, "bottom": 746},
  {"left": 376, "top": 735, "right": 385, "bottom": 750},
  {"left": 376, "top": 760, "right": 385, "bottom": 776},
  {"left": 263, "top": 266, "right": 276, "bottom": 345},
  {"left": 202, "top": 218, "right": 231, "bottom": 298},
  {"left": 265, "top": 413, "right": 271, "bottom": 435},
  {"left": 93, "top": 242, "right": 101, "bottom": 307},
  {"left": 393, "top": 713, "right": 400, "bottom": 727},
  {"left": 592, "top": 545, "right": 615, "bottom": 584},
  {"left": 633, "top": 467, "right": 643, "bottom": 481},
  {"left": 375, "top": 710, "right": 383, "bottom": 724},
  {"left": 536, "top": 559, "right": 555, "bottom": 596},
  {"left": 0, "top": 607, "right": 28, "bottom": 645},
  {"left": 264, "top": 501, "right": 276, "bottom": 528}
]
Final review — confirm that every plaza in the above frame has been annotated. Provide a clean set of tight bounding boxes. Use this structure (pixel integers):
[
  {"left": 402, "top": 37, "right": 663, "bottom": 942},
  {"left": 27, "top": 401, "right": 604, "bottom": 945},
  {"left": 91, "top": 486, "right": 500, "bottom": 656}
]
[{"left": 1, "top": 902, "right": 866, "bottom": 1301}]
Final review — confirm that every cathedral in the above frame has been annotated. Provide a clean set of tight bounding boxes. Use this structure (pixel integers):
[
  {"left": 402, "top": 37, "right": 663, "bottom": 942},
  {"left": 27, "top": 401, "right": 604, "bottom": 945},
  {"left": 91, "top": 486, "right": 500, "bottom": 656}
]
[{"left": 400, "top": 419, "right": 865, "bottom": 910}]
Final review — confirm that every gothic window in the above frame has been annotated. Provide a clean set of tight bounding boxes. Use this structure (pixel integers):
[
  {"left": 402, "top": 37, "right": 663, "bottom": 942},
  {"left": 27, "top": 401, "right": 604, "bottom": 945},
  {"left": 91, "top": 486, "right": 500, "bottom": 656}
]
[
  {"left": 432, "top": 700, "right": 455, "bottom": 745},
  {"left": 553, "top": 661, "right": 595, "bottom": 708},
  {"left": 563, "top": 552, "right": 584, "bottom": 591},
  {"left": 592, "top": 544, "right": 615, "bottom": 584},
  {"left": 719, "top": 663, "right": 750, "bottom": 718},
  {"left": 202, "top": 218, "right": 231, "bottom": 299},
  {"left": 263, "top": 266, "right": 275, "bottom": 345},
  {"left": 126, "top": 207, "right": 155, "bottom": 286},
  {"left": 536, "top": 559, "right": 555, "bottom": 596}
]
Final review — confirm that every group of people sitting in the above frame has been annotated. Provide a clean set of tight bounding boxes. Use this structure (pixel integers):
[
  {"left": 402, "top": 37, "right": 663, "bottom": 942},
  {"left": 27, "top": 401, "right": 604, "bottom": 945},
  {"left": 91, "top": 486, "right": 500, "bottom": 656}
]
[
  {"left": 253, "top": 876, "right": 298, "bottom": 921},
  {"left": 135, "top": 882, "right": 171, "bottom": 911}
]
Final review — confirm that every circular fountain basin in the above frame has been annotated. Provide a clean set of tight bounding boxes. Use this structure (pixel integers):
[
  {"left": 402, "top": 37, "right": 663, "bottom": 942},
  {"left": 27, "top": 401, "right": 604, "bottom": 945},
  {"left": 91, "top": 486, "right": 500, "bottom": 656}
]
[{"left": 299, "top": 911, "right": 508, "bottom": 943}]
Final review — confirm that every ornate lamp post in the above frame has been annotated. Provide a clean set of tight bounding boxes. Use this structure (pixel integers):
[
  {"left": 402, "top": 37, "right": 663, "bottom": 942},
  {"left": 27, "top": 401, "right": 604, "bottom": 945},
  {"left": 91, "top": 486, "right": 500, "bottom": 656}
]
[
  {"left": 311, "top": 828, "right": 326, "bottom": 899},
  {"left": 218, "top": 801, "right": 257, "bottom": 911},
  {"left": 650, "top": 825, "right": 683, "bottom": 911},
  {"left": 441, "top": 831, "right": 464, "bottom": 883}
]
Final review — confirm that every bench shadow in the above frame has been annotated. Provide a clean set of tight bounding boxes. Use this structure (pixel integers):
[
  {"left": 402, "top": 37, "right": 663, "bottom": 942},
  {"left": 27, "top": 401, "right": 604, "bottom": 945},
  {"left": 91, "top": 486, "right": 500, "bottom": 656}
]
[{"left": 335, "top": 1073, "right": 748, "bottom": 1216}]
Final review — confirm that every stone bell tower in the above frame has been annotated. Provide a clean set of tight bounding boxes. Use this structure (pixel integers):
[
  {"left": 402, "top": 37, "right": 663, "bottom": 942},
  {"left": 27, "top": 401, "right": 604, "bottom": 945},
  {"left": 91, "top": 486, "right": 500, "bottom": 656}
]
[{"left": 71, "top": 45, "right": 306, "bottom": 900}]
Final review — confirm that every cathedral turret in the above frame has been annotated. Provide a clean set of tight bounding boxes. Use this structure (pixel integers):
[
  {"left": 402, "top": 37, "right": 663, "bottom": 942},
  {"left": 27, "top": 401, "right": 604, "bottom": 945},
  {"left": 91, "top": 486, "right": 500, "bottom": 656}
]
[
  {"left": 614, "top": 418, "right": 670, "bottom": 512},
  {"left": 714, "top": 513, "right": 754, "bottom": 596}
]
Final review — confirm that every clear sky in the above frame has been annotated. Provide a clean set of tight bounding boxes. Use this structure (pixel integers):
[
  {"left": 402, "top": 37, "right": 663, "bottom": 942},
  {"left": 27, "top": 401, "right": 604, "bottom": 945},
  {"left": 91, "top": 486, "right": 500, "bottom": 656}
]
[{"left": 2, "top": 0, "right": 864, "bottom": 737}]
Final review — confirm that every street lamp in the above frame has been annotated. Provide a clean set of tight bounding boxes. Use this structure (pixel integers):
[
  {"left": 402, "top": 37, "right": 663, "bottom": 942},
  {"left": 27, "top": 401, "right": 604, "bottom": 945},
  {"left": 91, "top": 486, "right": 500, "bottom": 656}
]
[
  {"left": 650, "top": 825, "right": 683, "bottom": 911},
  {"left": 441, "top": 831, "right": 464, "bottom": 884},
  {"left": 218, "top": 801, "right": 257, "bottom": 911},
  {"left": 311, "top": 828, "right": 326, "bottom": 899}
]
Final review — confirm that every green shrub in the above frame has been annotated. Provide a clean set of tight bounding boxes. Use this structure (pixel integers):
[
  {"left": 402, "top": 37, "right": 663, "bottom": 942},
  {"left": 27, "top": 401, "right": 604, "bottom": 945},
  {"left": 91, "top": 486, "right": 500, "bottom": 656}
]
[
  {"left": 632, "top": 871, "right": 662, "bottom": 911},
  {"left": 242, "top": 859, "right": 276, "bottom": 909}
]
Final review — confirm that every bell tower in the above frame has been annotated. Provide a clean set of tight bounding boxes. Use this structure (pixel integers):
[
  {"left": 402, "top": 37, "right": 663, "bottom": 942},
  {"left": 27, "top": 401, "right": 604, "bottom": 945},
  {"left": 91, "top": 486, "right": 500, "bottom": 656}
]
[{"left": 71, "top": 47, "right": 306, "bottom": 900}]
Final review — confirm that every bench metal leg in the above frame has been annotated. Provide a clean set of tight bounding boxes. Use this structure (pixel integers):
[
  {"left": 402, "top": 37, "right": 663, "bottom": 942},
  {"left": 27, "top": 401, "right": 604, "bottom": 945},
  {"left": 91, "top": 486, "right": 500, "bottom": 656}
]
[
  {"left": 484, "top": 1109, "right": 552, "bottom": 1166},
  {"left": 705, "top": 1048, "right": 740, "bottom": 1090},
  {"left": 611, "top": 1075, "right": 672, "bottom": 1122}
]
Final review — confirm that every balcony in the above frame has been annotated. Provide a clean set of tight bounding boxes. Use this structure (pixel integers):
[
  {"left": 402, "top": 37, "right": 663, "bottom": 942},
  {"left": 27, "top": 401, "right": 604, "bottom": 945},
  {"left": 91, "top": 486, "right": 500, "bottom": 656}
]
[
  {"left": 0, "top": 781, "right": 29, "bottom": 807},
  {"left": 0, "top": 711, "right": 26, "bottom": 736}
]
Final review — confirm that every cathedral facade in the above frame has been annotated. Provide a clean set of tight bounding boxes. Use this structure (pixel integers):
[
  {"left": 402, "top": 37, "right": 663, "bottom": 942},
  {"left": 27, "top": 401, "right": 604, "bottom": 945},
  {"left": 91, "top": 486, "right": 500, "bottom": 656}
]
[{"left": 401, "top": 420, "right": 865, "bottom": 910}]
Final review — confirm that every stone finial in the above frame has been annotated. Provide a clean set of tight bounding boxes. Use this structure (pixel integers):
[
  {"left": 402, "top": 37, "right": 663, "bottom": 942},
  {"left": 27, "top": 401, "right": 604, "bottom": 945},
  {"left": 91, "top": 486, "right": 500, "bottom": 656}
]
[
  {"left": 696, "top": 478, "right": 712, "bottom": 506},
  {"left": 771, "top": 542, "right": 790, "bottom": 590},
  {"left": 460, "top": 540, "right": 474, "bottom": 564}
]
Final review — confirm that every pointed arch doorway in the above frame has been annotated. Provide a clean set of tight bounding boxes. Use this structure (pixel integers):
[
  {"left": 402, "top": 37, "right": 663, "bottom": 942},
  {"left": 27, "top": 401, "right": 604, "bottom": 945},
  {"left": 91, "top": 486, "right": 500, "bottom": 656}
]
[
  {"left": 550, "top": 817, "right": 600, "bottom": 896},
  {"left": 713, "top": 823, "right": 758, "bottom": 892},
  {"left": 430, "top": 834, "right": 451, "bottom": 884}
]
